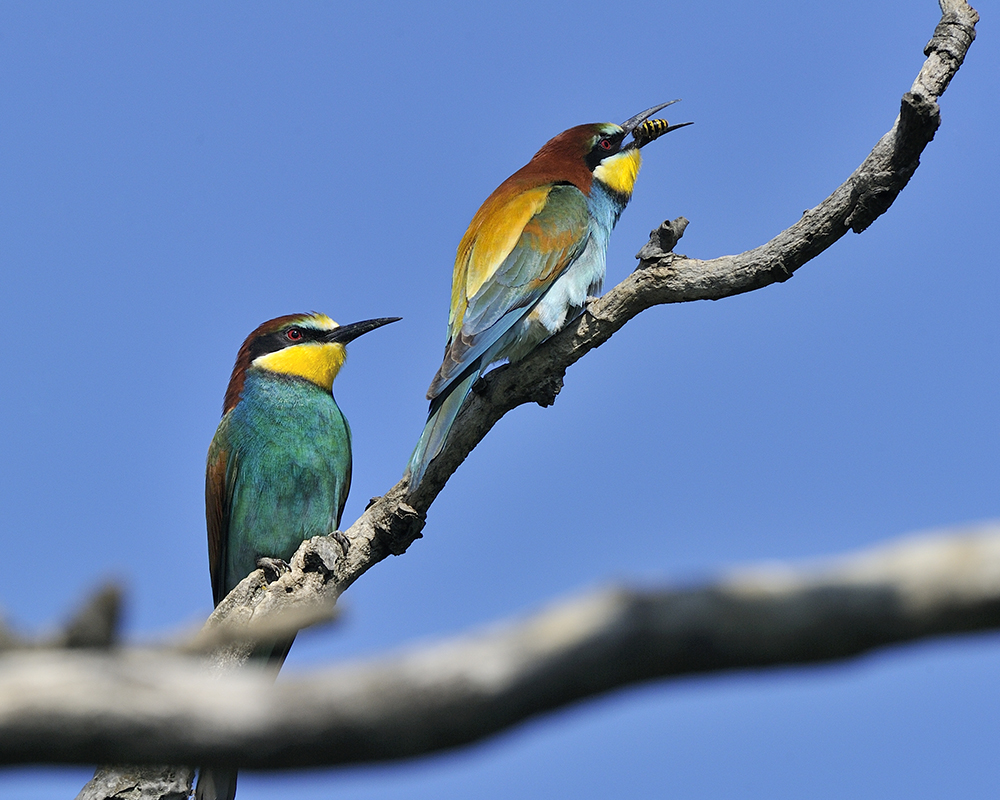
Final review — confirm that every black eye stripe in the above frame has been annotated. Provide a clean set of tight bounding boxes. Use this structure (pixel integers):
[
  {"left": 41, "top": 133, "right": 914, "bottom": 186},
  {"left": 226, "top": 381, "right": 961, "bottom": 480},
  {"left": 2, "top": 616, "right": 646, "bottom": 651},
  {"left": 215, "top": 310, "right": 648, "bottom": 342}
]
[
  {"left": 585, "top": 131, "right": 623, "bottom": 170},
  {"left": 249, "top": 325, "right": 329, "bottom": 360}
]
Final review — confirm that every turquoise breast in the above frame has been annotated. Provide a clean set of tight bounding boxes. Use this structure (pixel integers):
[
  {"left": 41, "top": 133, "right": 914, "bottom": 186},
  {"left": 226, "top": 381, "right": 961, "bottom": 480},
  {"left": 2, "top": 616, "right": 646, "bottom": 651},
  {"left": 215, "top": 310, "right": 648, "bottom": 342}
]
[{"left": 222, "top": 368, "right": 351, "bottom": 596}]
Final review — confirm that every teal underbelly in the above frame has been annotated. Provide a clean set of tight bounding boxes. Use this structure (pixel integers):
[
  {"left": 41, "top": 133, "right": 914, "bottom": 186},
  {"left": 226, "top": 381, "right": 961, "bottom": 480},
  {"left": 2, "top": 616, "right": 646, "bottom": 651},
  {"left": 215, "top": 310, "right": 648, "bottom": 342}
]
[{"left": 224, "top": 375, "right": 351, "bottom": 594}]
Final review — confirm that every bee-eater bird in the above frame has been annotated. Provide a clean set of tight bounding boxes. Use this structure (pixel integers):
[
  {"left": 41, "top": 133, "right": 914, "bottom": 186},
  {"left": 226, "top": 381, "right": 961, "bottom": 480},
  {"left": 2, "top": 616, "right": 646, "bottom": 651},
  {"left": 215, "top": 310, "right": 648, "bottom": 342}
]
[
  {"left": 407, "top": 102, "right": 690, "bottom": 489},
  {"left": 197, "top": 311, "right": 399, "bottom": 800}
]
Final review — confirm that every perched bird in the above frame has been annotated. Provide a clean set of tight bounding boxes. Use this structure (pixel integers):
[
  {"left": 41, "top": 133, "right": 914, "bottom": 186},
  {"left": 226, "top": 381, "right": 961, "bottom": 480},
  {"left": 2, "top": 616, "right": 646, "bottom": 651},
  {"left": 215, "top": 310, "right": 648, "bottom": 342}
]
[
  {"left": 196, "top": 311, "right": 399, "bottom": 800},
  {"left": 407, "top": 102, "right": 690, "bottom": 488}
]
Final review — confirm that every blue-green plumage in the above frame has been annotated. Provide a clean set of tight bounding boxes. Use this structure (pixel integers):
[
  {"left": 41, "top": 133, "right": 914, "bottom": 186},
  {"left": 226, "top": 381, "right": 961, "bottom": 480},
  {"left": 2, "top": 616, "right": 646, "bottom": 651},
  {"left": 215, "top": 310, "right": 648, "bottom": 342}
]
[
  {"left": 209, "top": 368, "right": 351, "bottom": 604},
  {"left": 197, "top": 312, "right": 398, "bottom": 800}
]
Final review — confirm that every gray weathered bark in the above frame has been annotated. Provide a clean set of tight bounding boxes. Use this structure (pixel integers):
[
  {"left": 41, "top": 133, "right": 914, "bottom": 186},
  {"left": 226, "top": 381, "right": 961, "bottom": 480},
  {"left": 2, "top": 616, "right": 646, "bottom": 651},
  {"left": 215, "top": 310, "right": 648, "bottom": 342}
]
[
  {"left": 1, "top": 524, "right": 996, "bottom": 774},
  {"left": 199, "top": 0, "right": 980, "bottom": 671},
  {"left": 67, "top": 1, "right": 979, "bottom": 797}
]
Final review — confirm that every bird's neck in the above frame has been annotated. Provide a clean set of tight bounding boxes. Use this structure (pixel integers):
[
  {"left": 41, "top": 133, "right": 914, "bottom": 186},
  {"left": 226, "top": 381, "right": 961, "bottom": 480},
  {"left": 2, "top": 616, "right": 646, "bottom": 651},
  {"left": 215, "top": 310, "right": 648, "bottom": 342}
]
[
  {"left": 589, "top": 149, "right": 643, "bottom": 233},
  {"left": 592, "top": 148, "right": 642, "bottom": 201},
  {"left": 251, "top": 342, "right": 346, "bottom": 392}
]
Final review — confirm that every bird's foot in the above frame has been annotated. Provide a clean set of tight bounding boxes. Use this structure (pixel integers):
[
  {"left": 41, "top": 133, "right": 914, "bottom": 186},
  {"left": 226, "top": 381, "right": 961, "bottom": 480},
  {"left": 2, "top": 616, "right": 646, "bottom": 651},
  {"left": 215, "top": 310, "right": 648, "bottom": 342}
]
[
  {"left": 256, "top": 557, "right": 291, "bottom": 584},
  {"left": 331, "top": 530, "right": 352, "bottom": 555},
  {"left": 472, "top": 376, "right": 488, "bottom": 395}
]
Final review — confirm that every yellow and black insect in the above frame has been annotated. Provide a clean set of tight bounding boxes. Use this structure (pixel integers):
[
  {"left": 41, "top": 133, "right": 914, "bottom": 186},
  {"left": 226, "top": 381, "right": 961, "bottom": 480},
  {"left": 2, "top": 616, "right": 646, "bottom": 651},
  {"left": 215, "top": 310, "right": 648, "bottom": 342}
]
[
  {"left": 633, "top": 119, "right": 673, "bottom": 148},
  {"left": 632, "top": 118, "right": 693, "bottom": 148}
]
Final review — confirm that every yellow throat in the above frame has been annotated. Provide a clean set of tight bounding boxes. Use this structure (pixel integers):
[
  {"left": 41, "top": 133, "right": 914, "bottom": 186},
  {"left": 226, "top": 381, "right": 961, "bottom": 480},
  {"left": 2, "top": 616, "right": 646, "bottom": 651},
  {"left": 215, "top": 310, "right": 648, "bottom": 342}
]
[
  {"left": 253, "top": 341, "right": 346, "bottom": 392},
  {"left": 593, "top": 148, "right": 642, "bottom": 196}
]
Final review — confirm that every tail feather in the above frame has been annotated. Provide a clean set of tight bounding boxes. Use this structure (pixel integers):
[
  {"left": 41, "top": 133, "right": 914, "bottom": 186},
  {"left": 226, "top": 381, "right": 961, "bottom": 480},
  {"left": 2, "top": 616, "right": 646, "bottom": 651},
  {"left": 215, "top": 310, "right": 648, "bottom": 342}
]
[
  {"left": 408, "top": 370, "right": 478, "bottom": 489},
  {"left": 195, "top": 636, "right": 295, "bottom": 800},
  {"left": 195, "top": 768, "right": 237, "bottom": 800}
]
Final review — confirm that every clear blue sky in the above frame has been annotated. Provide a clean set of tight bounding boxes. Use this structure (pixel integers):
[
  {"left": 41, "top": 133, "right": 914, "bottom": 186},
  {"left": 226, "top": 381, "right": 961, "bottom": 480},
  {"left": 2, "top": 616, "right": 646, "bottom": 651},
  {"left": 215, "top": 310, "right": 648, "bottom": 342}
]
[{"left": 1, "top": 2, "right": 997, "bottom": 798}]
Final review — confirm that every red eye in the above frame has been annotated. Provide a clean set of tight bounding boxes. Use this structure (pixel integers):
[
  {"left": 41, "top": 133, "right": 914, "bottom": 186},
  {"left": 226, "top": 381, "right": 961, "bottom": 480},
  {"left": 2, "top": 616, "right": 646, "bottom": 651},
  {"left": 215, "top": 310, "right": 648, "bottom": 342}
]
[
  {"left": 286, "top": 328, "right": 303, "bottom": 341},
  {"left": 599, "top": 139, "right": 613, "bottom": 151}
]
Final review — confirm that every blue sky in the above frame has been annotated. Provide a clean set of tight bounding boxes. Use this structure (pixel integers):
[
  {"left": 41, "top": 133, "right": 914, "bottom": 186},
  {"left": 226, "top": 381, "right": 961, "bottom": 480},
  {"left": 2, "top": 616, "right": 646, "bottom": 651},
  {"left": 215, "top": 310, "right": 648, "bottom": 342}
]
[{"left": 1, "top": 1, "right": 997, "bottom": 798}]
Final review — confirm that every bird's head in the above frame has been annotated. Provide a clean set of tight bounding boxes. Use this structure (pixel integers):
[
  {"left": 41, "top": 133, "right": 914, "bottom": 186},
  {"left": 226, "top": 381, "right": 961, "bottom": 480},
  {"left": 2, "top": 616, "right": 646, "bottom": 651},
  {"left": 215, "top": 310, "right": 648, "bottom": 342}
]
[
  {"left": 223, "top": 312, "right": 400, "bottom": 412},
  {"left": 526, "top": 101, "right": 691, "bottom": 199}
]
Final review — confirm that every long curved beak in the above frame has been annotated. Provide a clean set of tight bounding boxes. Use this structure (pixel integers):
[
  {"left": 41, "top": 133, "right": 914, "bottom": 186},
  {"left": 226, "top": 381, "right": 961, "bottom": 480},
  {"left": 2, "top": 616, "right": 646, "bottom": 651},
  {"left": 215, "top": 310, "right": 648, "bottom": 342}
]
[
  {"left": 324, "top": 317, "right": 401, "bottom": 344},
  {"left": 621, "top": 100, "right": 692, "bottom": 149},
  {"left": 620, "top": 101, "right": 681, "bottom": 135}
]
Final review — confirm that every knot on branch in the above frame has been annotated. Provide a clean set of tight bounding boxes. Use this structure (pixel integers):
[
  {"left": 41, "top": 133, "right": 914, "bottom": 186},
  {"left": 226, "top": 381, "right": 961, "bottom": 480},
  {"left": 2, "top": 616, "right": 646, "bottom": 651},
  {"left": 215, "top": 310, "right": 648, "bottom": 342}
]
[
  {"left": 846, "top": 170, "right": 899, "bottom": 234},
  {"left": 256, "top": 556, "right": 292, "bottom": 585},
  {"left": 530, "top": 369, "right": 565, "bottom": 408},
  {"left": 898, "top": 91, "right": 941, "bottom": 154},
  {"left": 60, "top": 583, "right": 123, "bottom": 649},
  {"left": 375, "top": 503, "right": 425, "bottom": 556},
  {"left": 846, "top": 91, "right": 941, "bottom": 235},
  {"left": 925, "top": 7, "right": 979, "bottom": 63},
  {"left": 481, "top": 357, "right": 565, "bottom": 409},
  {"left": 295, "top": 534, "right": 349, "bottom": 581},
  {"left": 635, "top": 217, "right": 689, "bottom": 267}
]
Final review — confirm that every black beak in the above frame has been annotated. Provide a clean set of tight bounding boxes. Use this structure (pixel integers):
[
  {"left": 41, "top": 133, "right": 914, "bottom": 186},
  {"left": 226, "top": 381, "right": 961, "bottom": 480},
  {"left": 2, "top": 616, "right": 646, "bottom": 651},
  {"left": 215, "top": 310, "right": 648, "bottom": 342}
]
[
  {"left": 324, "top": 317, "right": 401, "bottom": 344},
  {"left": 620, "top": 101, "right": 680, "bottom": 135},
  {"left": 620, "top": 100, "right": 692, "bottom": 149}
]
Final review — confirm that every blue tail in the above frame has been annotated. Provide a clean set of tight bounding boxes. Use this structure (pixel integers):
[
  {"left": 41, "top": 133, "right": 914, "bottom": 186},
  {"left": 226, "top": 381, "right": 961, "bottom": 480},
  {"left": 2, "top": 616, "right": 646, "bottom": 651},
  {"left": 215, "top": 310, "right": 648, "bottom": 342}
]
[
  {"left": 408, "top": 369, "right": 478, "bottom": 489},
  {"left": 195, "top": 636, "right": 295, "bottom": 800}
]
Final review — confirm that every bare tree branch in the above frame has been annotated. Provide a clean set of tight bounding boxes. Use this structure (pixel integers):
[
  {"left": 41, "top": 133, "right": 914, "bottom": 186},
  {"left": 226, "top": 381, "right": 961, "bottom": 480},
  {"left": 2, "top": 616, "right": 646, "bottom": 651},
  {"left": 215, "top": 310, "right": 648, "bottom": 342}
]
[
  {"left": 72, "top": 1, "right": 979, "bottom": 796},
  {"left": 405, "top": 0, "right": 978, "bottom": 505},
  {"left": 7, "top": 523, "right": 1000, "bottom": 773},
  {"left": 299, "top": 0, "right": 981, "bottom": 628},
  {"left": 76, "top": 767, "right": 193, "bottom": 800}
]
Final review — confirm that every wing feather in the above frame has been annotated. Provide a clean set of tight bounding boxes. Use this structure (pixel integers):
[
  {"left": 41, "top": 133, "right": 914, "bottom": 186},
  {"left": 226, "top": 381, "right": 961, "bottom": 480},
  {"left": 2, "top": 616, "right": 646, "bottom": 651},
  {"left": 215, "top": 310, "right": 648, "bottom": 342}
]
[
  {"left": 429, "top": 184, "right": 590, "bottom": 398},
  {"left": 205, "top": 417, "right": 236, "bottom": 607}
]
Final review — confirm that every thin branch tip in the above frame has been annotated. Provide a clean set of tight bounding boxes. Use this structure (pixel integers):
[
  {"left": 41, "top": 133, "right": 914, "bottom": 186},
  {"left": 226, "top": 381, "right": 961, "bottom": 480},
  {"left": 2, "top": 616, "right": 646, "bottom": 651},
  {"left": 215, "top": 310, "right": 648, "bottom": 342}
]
[
  {"left": 636, "top": 216, "right": 690, "bottom": 265},
  {"left": 77, "top": 2, "right": 981, "bottom": 792}
]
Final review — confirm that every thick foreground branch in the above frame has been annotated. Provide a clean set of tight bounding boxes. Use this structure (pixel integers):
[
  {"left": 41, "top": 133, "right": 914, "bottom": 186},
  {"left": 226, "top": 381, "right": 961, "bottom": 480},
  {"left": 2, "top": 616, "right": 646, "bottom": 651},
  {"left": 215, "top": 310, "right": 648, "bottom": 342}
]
[
  {"left": 74, "top": 2, "right": 979, "bottom": 796},
  {"left": 8, "top": 523, "right": 1000, "bottom": 772}
]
